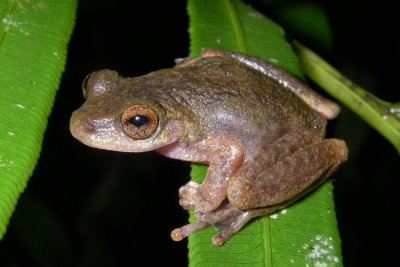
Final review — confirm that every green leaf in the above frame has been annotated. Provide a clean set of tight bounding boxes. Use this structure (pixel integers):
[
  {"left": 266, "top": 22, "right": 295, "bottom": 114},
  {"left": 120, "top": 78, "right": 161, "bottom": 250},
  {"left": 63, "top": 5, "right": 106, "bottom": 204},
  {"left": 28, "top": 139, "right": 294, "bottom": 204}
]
[
  {"left": 187, "top": 1, "right": 343, "bottom": 266},
  {"left": 0, "top": 0, "right": 77, "bottom": 239},
  {"left": 294, "top": 42, "right": 400, "bottom": 154},
  {"left": 187, "top": 0, "right": 303, "bottom": 78}
]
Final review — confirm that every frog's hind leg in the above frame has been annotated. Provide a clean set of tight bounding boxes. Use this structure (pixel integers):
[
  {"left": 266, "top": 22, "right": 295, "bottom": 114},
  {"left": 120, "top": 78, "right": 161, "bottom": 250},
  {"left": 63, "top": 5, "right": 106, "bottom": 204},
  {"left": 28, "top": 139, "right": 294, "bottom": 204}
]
[{"left": 227, "top": 134, "right": 348, "bottom": 210}]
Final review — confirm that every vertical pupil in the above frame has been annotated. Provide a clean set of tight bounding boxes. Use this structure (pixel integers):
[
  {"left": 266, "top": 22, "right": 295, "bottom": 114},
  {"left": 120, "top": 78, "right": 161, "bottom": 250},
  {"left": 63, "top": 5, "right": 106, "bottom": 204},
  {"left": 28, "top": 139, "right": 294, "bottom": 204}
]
[{"left": 129, "top": 115, "right": 149, "bottom": 127}]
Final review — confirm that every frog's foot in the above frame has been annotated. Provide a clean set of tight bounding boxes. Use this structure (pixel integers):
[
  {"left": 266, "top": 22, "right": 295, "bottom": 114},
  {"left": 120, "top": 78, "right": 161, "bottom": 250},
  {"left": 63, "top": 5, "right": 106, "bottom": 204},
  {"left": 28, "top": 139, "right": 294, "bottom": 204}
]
[
  {"left": 179, "top": 181, "right": 215, "bottom": 211},
  {"left": 210, "top": 209, "right": 265, "bottom": 246},
  {"left": 171, "top": 201, "right": 272, "bottom": 246}
]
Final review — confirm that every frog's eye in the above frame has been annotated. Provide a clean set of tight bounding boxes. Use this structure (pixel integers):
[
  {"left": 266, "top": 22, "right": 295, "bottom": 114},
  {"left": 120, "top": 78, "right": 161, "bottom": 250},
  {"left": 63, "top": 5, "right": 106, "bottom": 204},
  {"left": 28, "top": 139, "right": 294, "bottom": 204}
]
[{"left": 121, "top": 104, "right": 159, "bottom": 140}]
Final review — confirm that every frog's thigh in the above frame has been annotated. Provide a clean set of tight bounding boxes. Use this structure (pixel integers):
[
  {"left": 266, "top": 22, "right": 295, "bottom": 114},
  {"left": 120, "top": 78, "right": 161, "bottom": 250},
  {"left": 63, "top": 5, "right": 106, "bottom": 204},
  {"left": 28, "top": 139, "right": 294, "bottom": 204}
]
[{"left": 227, "top": 138, "right": 348, "bottom": 210}]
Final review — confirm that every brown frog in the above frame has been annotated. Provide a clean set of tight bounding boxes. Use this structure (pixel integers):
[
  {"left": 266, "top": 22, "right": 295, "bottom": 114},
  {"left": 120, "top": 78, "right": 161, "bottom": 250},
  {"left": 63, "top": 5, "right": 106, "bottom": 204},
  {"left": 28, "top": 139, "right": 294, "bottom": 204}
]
[{"left": 70, "top": 48, "right": 348, "bottom": 246}]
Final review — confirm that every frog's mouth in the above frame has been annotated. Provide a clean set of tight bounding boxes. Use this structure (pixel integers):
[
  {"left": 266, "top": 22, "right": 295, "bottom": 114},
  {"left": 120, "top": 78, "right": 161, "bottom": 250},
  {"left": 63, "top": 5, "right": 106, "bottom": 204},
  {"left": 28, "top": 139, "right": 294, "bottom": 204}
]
[{"left": 70, "top": 114, "right": 185, "bottom": 153}]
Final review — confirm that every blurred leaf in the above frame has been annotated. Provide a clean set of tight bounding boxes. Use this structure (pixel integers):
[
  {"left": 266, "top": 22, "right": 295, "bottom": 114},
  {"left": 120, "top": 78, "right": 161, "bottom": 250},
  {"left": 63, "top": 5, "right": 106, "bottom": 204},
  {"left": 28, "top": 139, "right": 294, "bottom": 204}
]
[
  {"left": 0, "top": 0, "right": 77, "bottom": 238},
  {"left": 270, "top": 2, "right": 333, "bottom": 51},
  {"left": 187, "top": 0, "right": 343, "bottom": 266}
]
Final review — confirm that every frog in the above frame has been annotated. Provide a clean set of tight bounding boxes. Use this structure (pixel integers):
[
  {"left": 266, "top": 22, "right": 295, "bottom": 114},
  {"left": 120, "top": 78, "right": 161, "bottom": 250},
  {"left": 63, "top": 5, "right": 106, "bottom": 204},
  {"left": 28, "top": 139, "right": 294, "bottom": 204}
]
[{"left": 70, "top": 48, "right": 348, "bottom": 246}]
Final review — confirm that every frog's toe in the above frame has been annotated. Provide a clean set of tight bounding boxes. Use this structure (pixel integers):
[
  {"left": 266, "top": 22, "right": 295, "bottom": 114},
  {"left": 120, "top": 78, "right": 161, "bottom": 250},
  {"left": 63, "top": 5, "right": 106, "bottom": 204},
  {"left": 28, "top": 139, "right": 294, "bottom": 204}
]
[
  {"left": 171, "top": 220, "right": 211, "bottom": 242},
  {"left": 179, "top": 181, "right": 200, "bottom": 193},
  {"left": 170, "top": 228, "right": 186, "bottom": 241},
  {"left": 178, "top": 181, "right": 216, "bottom": 211},
  {"left": 212, "top": 234, "right": 226, "bottom": 246},
  {"left": 178, "top": 198, "right": 195, "bottom": 210},
  {"left": 178, "top": 181, "right": 201, "bottom": 210}
]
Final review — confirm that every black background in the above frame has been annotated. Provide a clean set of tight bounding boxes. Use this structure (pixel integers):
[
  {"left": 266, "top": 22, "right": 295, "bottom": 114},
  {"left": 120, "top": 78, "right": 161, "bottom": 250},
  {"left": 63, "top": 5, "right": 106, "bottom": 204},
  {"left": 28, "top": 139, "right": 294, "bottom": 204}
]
[{"left": 0, "top": 0, "right": 399, "bottom": 266}]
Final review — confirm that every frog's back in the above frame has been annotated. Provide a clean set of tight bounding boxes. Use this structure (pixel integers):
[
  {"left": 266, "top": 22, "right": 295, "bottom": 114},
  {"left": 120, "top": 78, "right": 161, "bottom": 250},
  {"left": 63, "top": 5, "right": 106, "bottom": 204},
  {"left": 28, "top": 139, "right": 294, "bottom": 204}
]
[{"left": 139, "top": 57, "right": 326, "bottom": 143}]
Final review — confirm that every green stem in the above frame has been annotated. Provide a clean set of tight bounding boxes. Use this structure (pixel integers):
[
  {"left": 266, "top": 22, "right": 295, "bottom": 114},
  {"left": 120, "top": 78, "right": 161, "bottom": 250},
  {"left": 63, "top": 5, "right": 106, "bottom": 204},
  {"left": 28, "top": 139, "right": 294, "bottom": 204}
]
[{"left": 294, "top": 41, "right": 400, "bottom": 153}]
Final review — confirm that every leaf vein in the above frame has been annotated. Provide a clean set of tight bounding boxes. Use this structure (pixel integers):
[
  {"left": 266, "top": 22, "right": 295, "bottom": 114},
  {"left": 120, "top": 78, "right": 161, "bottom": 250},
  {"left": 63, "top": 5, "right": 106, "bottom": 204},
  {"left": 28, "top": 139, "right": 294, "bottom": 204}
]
[
  {"left": 0, "top": 0, "right": 18, "bottom": 46},
  {"left": 224, "top": 0, "right": 246, "bottom": 52}
]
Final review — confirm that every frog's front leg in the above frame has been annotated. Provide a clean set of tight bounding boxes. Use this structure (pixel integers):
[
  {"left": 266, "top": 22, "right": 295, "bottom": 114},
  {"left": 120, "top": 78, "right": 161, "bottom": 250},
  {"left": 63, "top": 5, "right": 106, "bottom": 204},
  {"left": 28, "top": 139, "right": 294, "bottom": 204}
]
[{"left": 178, "top": 139, "right": 244, "bottom": 211}]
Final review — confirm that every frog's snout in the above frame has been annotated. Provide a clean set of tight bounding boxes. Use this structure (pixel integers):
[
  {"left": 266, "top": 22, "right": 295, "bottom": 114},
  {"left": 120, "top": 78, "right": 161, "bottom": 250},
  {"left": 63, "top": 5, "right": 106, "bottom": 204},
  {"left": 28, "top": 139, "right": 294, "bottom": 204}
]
[{"left": 69, "top": 109, "right": 86, "bottom": 141}]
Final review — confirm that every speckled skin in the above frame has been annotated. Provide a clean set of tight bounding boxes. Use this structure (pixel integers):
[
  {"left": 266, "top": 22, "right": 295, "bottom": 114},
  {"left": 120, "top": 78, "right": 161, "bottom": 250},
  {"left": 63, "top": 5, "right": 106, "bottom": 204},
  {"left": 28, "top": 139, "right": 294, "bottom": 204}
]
[{"left": 70, "top": 49, "right": 348, "bottom": 246}]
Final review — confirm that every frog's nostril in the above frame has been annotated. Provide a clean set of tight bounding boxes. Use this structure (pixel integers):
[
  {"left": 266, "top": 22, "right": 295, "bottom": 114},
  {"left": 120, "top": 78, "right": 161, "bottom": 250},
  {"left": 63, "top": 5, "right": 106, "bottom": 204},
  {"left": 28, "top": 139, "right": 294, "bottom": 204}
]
[{"left": 70, "top": 113, "right": 97, "bottom": 138}]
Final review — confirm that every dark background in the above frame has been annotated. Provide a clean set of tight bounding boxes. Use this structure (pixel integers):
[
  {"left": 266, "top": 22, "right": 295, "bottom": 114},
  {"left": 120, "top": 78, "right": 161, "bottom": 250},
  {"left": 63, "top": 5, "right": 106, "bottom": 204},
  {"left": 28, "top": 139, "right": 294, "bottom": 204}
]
[{"left": 0, "top": 0, "right": 399, "bottom": 266}]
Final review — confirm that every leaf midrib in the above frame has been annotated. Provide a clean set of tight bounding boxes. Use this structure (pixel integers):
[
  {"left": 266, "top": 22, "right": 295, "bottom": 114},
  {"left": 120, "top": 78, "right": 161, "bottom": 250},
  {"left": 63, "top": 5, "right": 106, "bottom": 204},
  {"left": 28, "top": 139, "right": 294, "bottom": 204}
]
[
  {"left": 0, "top": 1, "right": 17, "bottom": 46},
  {"left": 224, "top": 0, "right": 246, "bottom": 52},
  {"left": 262, "top": 216, "right": 272, "bottom": 267}
]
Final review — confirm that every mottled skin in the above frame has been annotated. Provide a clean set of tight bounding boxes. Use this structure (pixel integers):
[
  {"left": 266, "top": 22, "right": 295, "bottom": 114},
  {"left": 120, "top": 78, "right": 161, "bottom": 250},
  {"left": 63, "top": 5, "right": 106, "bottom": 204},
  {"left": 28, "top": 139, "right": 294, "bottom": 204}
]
[{"left": 70, "top": 48, "right": 348, "bottom": 246}]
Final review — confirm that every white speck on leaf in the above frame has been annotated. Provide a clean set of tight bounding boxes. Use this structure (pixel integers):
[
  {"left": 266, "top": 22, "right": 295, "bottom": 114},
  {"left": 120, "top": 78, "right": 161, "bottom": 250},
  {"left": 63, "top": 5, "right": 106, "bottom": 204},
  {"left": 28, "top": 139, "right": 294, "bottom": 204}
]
[
  {"left": 0, "top": 154, "right": 15, "bottom": 171},
  {"left": 309, "top": 245, "right": 328, "bottom": 258},
  {"left": 1, "top": 13, "right": 29, "bottom": 34},
  {"left": 281, "top": 209, "right": 287, "bottom": 214},
  {"left": 328, "top": 255, "right": 339, "bottom": 263},
  {"left": 270, "top": 213, "right": 278, "bottom": 219},
  {"left": 16, "top": 104, "right": 26, "bottom": 109},
  {"left": 303, "top": 234, "right": 340, "bottom": 266},
  {"left": 248, "top": 11, "right": 262, "bottom": 18},
  {"left": 53, "top": 51, "right": 60, "bottom": 60},
  {"left": 32, "top": 1, "right": 47, "bottom": 11},
  {"left": 314, "top": 262, "right": 328, "bottom": 267},
  {"left": 2, "top": 14, "right": 15, "bottom": 31},
  {"left": 390, "top": 106, "right": 400, "bottom": 114},
  {"left": 7, "top": 132, "right": 15, "bottom": 136},
  {"left": 269, "top": 58, "right": 279, "bottom": 64}
]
